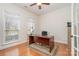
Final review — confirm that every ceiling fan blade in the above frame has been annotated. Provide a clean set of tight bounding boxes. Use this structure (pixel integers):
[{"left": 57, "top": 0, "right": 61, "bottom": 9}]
[
  {"left": 42, "top": 3, "right": 50, "bottom": 5},
  {"left": 38, "top": 6, "right": 41, "bottom": 9},
  {"left": 30, "top": 3, "right": 36, "bottom": 6}
]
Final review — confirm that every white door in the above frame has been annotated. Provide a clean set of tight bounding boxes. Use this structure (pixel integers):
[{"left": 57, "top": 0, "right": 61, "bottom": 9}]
[{"left": 71, "top": 3, "right": 79, "bottom": 56}]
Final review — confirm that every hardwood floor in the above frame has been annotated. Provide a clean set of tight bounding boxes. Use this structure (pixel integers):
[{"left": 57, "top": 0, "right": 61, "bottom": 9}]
[
  {"left": 0, "top": 42, "right": 69, "bottom": 56},
  {"left": 54, "top": 42, "right": 69, "bottom": 56}
]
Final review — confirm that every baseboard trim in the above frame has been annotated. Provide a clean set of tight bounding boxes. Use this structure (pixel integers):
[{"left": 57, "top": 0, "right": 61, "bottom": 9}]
[{"left": 55, "top": 40, "right": 67, "bottom": 45}]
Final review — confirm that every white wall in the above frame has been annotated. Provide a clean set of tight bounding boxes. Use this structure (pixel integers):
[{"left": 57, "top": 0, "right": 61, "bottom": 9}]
[
  {"left": 36, "top": 6, "right": 71, "bottom": 44},
  {"left": 0, "top": 3, "right": 38, "bottom": 49}
]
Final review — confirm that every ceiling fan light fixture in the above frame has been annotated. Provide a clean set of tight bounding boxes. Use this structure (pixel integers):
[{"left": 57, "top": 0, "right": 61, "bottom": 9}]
[{"left": 30, "top": 2, "right": 50, "bottom": 10}]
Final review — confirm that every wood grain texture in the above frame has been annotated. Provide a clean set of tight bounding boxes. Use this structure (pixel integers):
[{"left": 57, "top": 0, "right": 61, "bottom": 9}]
[{"left": 0, "top": 42, "right": 69, "bottom": 56}]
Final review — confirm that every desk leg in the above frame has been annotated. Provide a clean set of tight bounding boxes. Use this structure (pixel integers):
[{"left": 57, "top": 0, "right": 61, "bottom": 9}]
[
  {"left": 49, "top": 47, "right": 52, "bottom": 53},
  {"left": 49, "top": 42, "right": 54, "bottom": 53}
]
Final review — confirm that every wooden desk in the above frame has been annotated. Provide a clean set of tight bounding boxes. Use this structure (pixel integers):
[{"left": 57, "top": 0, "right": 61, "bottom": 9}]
[{"left": 29, "top": 35, "right": 54, "bottom": 52}]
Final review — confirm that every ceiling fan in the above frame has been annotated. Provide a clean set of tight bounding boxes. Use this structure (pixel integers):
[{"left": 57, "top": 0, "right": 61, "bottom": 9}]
[{"left": 30, "top": 3, "right": 50, "bottom": 10}]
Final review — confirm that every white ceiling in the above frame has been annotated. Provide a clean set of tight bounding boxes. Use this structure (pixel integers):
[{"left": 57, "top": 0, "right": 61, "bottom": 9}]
[{"left": 16, "top": 3, "right": 71, "bottom": 15}]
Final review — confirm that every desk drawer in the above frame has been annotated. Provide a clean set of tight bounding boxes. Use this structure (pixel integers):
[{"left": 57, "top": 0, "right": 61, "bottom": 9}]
[{"left": 35, "top": 38, "right": 49, "bottom": 45}]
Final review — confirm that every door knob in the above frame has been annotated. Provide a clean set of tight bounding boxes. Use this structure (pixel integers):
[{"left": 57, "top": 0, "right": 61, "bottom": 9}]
[{"left": 70, "top": 35, "right": 73, "bottom": 38}]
